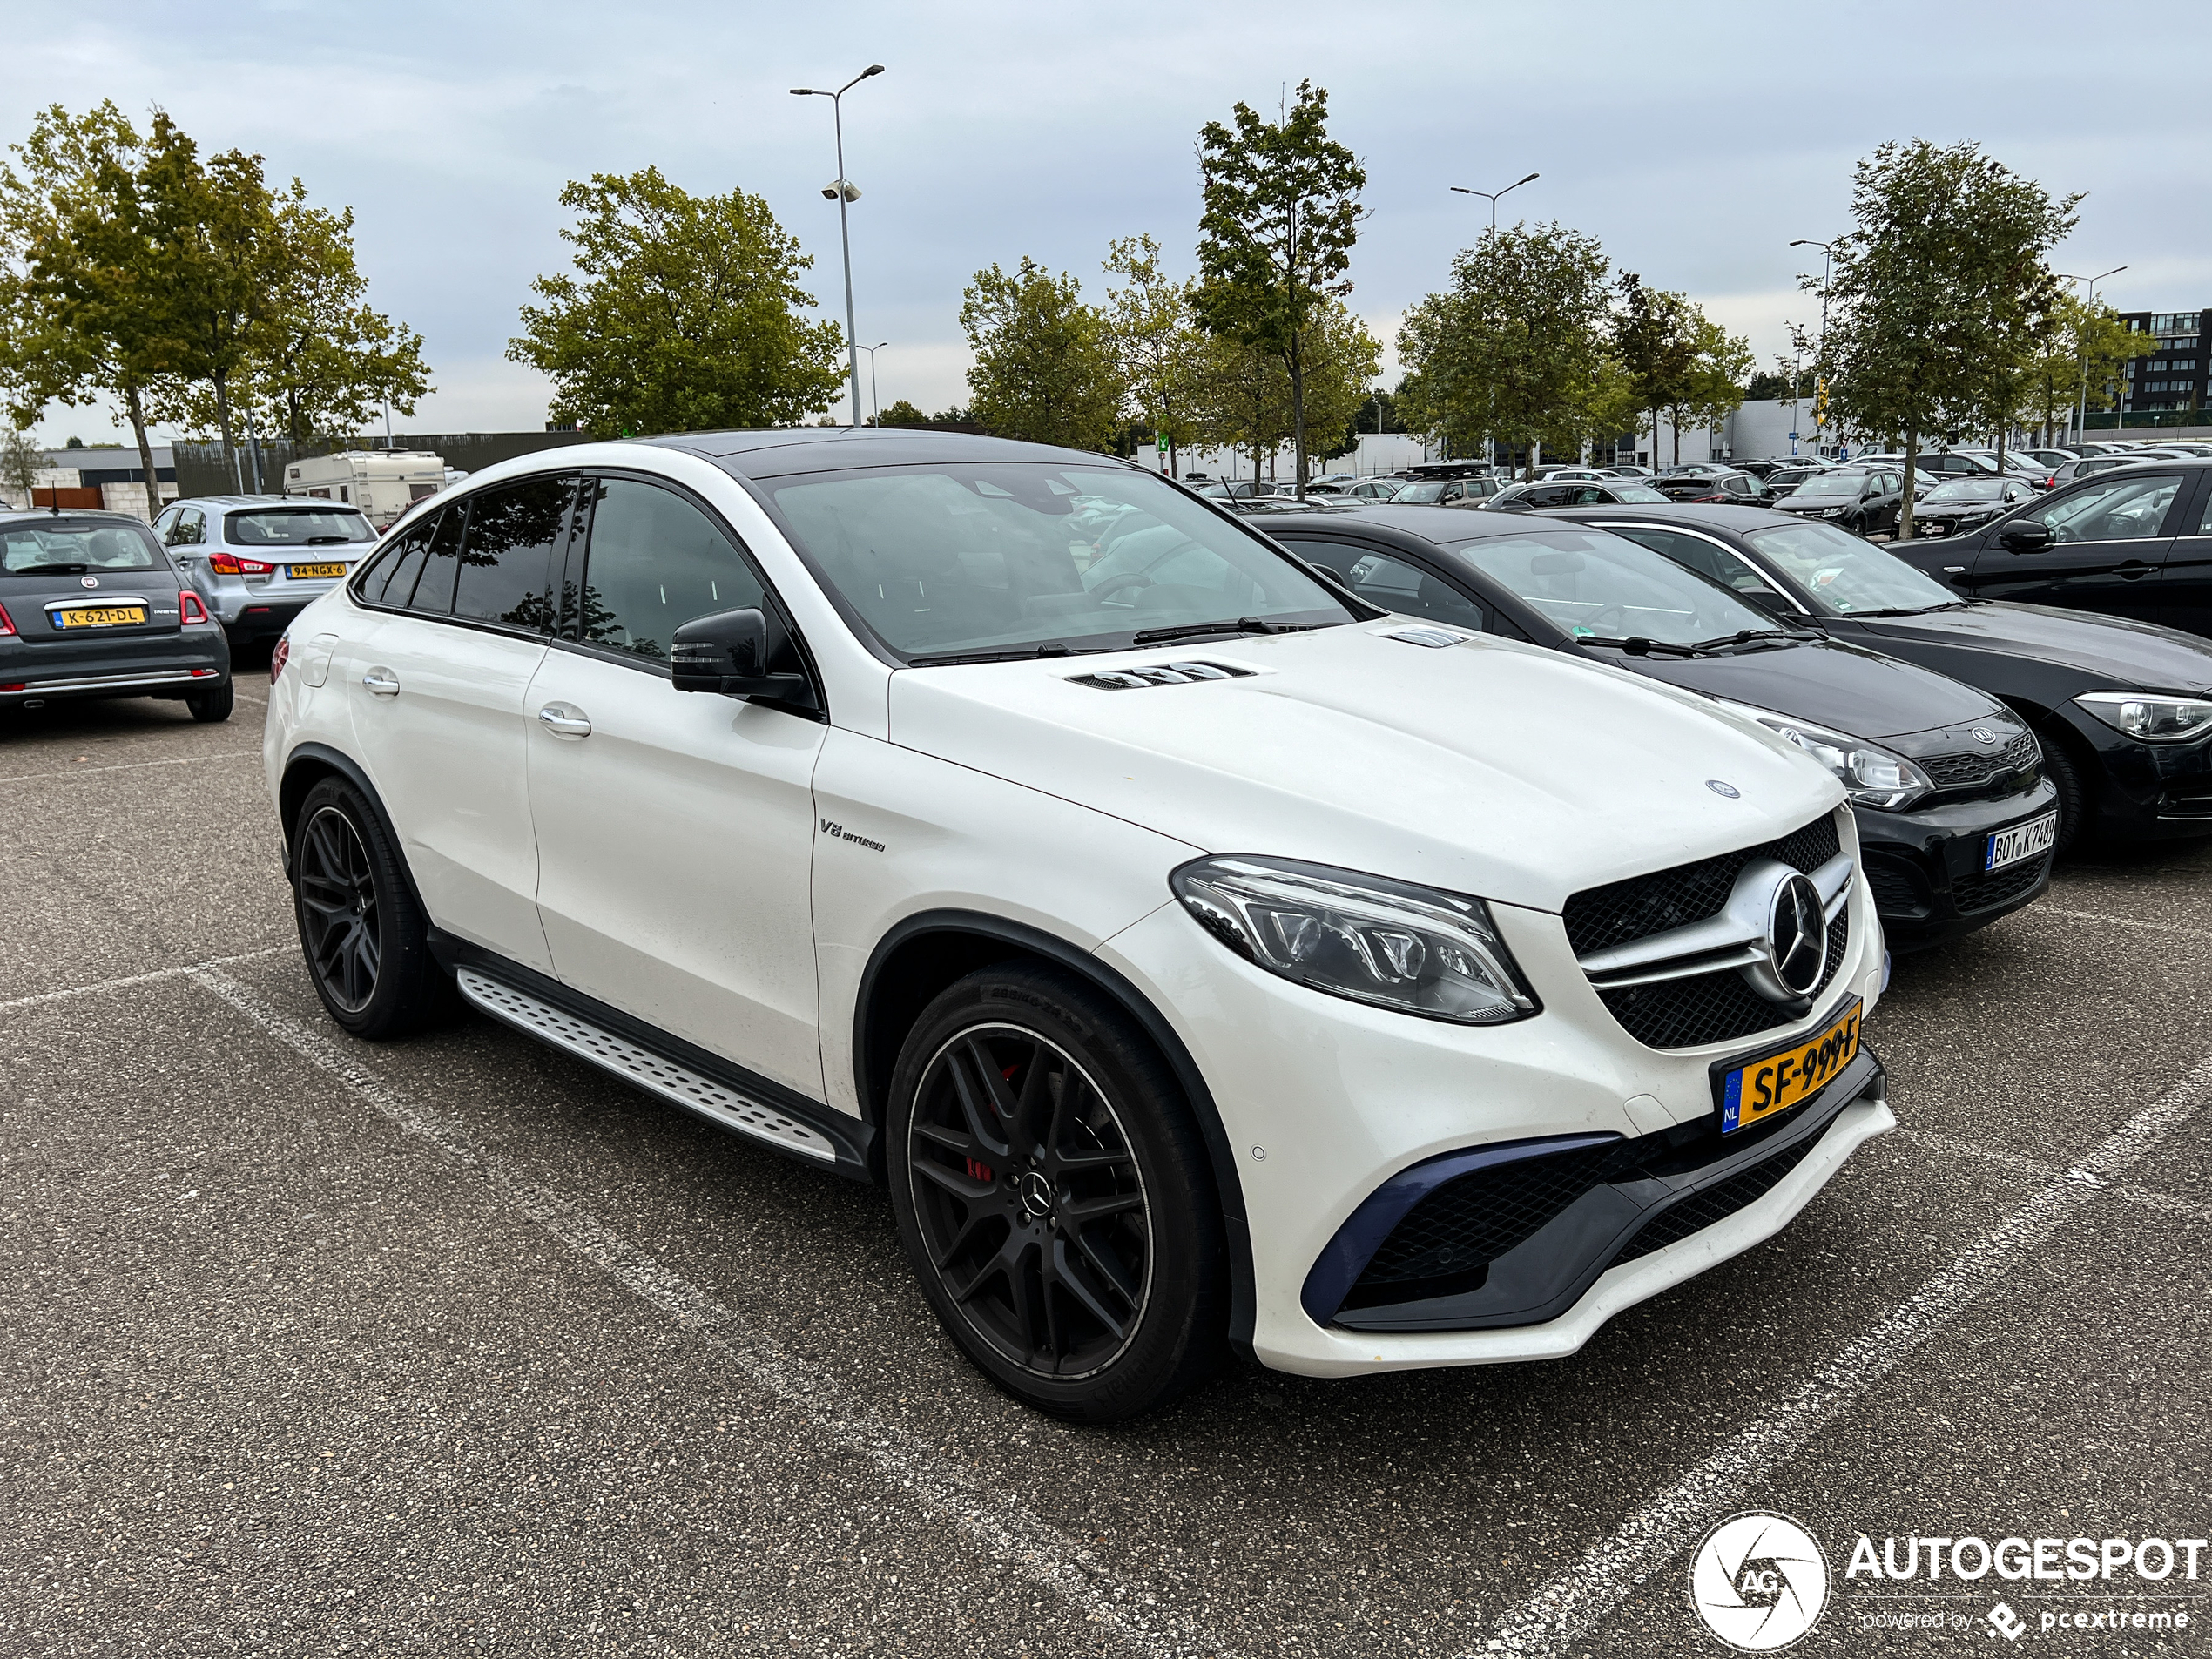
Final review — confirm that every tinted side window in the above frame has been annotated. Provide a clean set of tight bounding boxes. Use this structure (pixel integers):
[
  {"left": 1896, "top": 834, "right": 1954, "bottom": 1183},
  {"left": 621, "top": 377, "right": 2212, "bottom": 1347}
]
[
  {"left": 365, "top": 513, "right": 437, "bottom": 606},
  {"left": 577, "top": 478, "right": 765, "bottom": 661},
  {"left": 172, "top": 509, "right": 205, "bottom": 546},
  {"left": 453, "top": 476, "right": 567, "bottom": 632},
  {"left": 1279, "top": 538, "right": 1488, "bottom": 631},
  {"left": 409, "top": 502, "right": 469, "bottom": 615},
  {"left": 2029, "top": 474, "right": 2183, "bottom": 543}
]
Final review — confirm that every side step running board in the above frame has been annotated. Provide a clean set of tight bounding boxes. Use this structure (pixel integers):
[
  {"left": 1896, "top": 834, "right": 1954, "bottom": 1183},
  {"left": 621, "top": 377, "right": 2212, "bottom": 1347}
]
[{"left": 455, "top": 967, "right": 840, "bottom": 1163}]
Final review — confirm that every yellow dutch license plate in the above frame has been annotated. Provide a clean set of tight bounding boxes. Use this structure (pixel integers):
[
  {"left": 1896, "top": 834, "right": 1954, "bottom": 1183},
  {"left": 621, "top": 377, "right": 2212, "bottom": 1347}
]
[
  {"left": 1720, "top": 999, "right": 1862, "bottom": 1133},
  {"left": 55, "top": 605, "right": 146, "bottom": 628},
  {"left": 287, "top": 562, "right": 347, "bottom": 580}
]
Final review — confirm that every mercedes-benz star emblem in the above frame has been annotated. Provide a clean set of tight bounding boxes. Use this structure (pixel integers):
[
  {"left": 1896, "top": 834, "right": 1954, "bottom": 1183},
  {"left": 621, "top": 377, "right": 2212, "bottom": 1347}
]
[
  {"left": 1706, "top": 779, "right": 1741, "bottom": 799},
  {"left": 1017, "top": 1170, "right": 1054, "bottom": 1220},
  {"left": 80, "top": 575, "right": 99, "bottom": 589},
  {"left": 1766, "top": 872, "right": 1828, "bottom": 1000}
]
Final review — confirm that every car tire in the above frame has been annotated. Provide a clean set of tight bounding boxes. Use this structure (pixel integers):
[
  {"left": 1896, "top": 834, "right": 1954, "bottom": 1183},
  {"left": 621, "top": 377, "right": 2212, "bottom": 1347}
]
[
  {"left": 185, "top": 678, "right": 233, "bottom": 723},
  {"left": 885, "top": 962, "right": 1227, "bottom": 1422},
  {"left": 291, "top": 775, "right": 455, "bottom": 1039},
  {"left": 2035, "top": 722, "right": 2092, "bottom": 857}
]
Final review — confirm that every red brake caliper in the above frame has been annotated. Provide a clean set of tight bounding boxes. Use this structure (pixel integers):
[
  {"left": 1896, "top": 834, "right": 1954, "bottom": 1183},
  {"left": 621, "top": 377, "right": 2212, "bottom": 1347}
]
[{"left": 966, "top": 1062, "right": 1019, "bottom": 1184}]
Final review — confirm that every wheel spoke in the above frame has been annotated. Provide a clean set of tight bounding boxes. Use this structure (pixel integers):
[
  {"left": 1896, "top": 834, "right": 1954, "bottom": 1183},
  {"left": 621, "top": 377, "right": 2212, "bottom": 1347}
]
[
  {"left": 913, "top": 1157, "right": 995, "bottom": 1203},
  {"left": 1061, "top": 1190, "right": 1143, "bottom": 1228},
  {"left": 965, "top": 1037, "right": 1027, "bottom": 1153},
  {"left": 1074, "top": 1228, "right": 1143, "bottom": 1309},
  {"left": 944, "top": 1049, "right": 1011, "bottom": 1160},
  {"left": 929, "top": 1204, "right": 1000, "bottom": 1272},
  {"left": 1050, "top": 1238, "right": 1129, "bottom": 1339}
]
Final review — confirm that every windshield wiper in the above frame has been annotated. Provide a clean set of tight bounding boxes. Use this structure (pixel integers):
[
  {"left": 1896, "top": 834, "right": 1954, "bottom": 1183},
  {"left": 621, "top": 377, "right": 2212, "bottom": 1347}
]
[
  {"left": 1575, "top": 634, "right": 1709, "bottom": 658},
  {"left": 1691, "top": 626, "right": 1824, "bottom": 650},
  {"left": 1129, "top": 616, "right": 1303, "bottom": 646},
  {"left": 904, "top": 643, "right": 1115, "bottom": 667},
  {"left": 10, "top": 563, "right": 90, "bottom": 576},
  {"left": 303, "top": 535, "right": 353, "bottom": 545}
]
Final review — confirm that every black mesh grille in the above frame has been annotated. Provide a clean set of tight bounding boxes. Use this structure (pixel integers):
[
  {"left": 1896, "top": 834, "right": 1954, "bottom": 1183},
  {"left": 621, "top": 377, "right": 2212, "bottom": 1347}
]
[
  {"left": 1345, "top": 1140, "right": 1625, "bottom": 1306},
  {"left": 1608, "top": 1129, "right": 1827, "bottom": 1264},
  {"left": 1952, "top": 851, "right": 2051, "bottom": 914},
  {"left": 1919, "top": 730, "right": 2040, "bottom": 792},
  {"left": 1598, "top": 911, "right": 1849, "bottom": 1049},
  {"left": 1563, "top": 813, "right": 1840, "bottom": 958},
  {"left": 1864, "top": 856, "right": 1922, "bottom": 914}
]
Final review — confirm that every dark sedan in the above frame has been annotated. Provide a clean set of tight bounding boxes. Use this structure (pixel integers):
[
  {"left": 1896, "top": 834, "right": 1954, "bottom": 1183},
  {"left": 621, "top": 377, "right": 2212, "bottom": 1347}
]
[
  {"left": 1, "top": 510, "right": 233, "bottom": 719},
  {"left": 1910, "top": 475, "right": 2040, "bottom": 540},
  {"left": 1557, "top": 503, "right": 2212, "bottom": 857},
  {"left": 1485, "top": 479, "right": 1671, "bottom": 510},
  {"left": 1264, "top": 504, "right": 2056, "bottom": 949},
  {"left": 1771, "top": 467, "right": 1907, "bottom": 535},
  {"left": 1649, "top": 470, "right": 1770, "bottom": 505}
]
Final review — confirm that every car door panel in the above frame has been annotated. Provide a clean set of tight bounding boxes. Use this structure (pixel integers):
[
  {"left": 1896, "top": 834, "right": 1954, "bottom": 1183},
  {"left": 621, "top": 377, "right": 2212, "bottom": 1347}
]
[
  {"left": 2154, "top": 473, "right": 2212, "bottom": 639},
  {"left": 1962, "top": 470, "right": 2186, "bottom": 623}
]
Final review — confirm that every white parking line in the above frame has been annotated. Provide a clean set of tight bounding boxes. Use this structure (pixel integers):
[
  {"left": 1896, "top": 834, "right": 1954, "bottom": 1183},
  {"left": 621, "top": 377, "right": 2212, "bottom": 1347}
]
[
  {"left": 1479, "top": 1051, "right": 2212, "bottom": 1657},
  {"left": 0, "top": 944, "right": 289, "bottom": 1013},
  {"left": 1903, "top": 1127, "right": 2212, "bottom": 1225},
  {"left": 0, "top": 747, "right": 260, "bottom": 785},
  {"left": 188, "top": 965, "right": 1221, "bottom": 1659}
]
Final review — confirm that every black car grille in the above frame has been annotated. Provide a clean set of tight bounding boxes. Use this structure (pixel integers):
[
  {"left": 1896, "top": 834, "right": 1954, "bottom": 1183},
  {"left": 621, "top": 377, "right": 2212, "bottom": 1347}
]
[
  {"left": 1562, "top": 813, "right": 1841, "bottom": 957},
  {"left": 1952, "top": 851, "right": 2051, "bottom": 914},
  {"left": 1919, "top": 730, "right": 2040, "bottom": 796},
  {"left": 1608, "top": 1126, "right": 1829, "bottom": 1266},
  {"left": 1566, "top": 813, "right": 1849, "bottom": 1049},
  {"left": 1863, "top": 855, "right": 1924, "bottom": 914},
  {"left": 1342, "top": 1140, "right": 1625, "bottom": 1308}
]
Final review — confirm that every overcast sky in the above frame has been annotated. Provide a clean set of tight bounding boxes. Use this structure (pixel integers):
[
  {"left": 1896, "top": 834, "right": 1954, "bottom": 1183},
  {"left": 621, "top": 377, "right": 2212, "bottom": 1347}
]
[{"left": 11, "top": 0, "right": 2206, "bottom": 445}]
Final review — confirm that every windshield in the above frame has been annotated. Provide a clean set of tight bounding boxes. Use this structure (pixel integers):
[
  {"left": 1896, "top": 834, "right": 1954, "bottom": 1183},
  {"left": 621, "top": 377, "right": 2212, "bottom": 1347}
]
[
  {"left": 1743, "top": 522, "right": 1958, "bottom": 614},
  {"left": 765, "top": 462, "right": 1354, "bottom": 660},
  {"left": 2, "top": 521, "right": 163, "bottom": 574},
  {"left": 1923, "top": 479, "right": 2004, "bottom": 502},
  {"left": 1393, "top": 482, "right": 1448, "bottom": 502},
  {"left": 1447, "top": 528, "right": 1777, "bottom": 646},
  {"left": 226, "top": 508, "right": 374, "bottom": 546},
  {"left": 1610, "top": 483, "right": 1670, "bottom": 502},
  {"left": 1791, "top": 472, "right": 1867, "bottom": 499}
]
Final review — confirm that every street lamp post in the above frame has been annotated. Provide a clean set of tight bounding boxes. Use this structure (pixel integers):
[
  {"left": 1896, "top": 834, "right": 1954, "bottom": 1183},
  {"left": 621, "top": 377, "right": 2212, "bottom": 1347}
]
[
  {"left": 1450, "top": 172, "right": 1539, "bottom": 234},
  {"left": 854, "top": 341, "right": 887, "bottom": 425},
  {"left": 1447, "top": 172, "right": 1538, "bottom": 470},
  {"left": 792, "top": 64, "right": 885, "bottom": 428},
  {"left": 2057, "top": 266, "right": 2125, "bottom": 444},
  {"left": 1790, "top": 239, "right": 1833, "bottom": 454}
]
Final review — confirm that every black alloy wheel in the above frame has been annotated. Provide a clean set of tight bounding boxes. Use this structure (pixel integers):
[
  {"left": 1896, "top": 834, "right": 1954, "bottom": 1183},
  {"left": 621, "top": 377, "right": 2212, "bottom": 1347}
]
[
  {"left": 297, "top": 803, "right": 381, "bottom": 1014},
  {"left": 291, "top": 775, "right": 453, "bottom": 1039},
  {"left": 887, "top": 966, "right": 1225, "bottom": 1420},
  {"left": 2035, "top": 722, "right": 2091, "bottom": 856},
  {"left": 185, "top": 678, "right": 233, "bottom": 722}
]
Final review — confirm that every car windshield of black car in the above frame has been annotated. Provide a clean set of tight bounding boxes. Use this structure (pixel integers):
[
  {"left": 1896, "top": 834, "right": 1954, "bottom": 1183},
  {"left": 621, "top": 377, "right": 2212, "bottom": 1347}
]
[
  {"left": 1743, "top": 521, "right": 1959, "bottom": 615},
  {"left": 1447, "top": 528, "right": 1776, "bottom": 646},
  {"left": 1, "top": 522, "right": 163, "bottom": 574},
  {"left": 1923, "top": 479, "right": 2005, "bottom": 502},
  {"left": 1790, "top": 472, "right": 1868, "bottom": 498}
]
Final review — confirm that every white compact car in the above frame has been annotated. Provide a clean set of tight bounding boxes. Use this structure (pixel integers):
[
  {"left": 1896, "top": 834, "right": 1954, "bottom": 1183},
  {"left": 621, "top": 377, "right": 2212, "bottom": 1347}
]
[{"left": 263, "top": 430, "right": 1893, "bottom": 1420}]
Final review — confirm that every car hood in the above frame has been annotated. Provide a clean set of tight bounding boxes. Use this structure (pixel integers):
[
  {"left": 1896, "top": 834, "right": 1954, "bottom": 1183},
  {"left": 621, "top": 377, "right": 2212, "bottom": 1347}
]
[
  {"left": 886, "top": 623, "right": 1843, "bottom": 914},
  {"left": 1597, "top": 635, "right": 2001, "bottom": 741},
  {"left": 1858, "top": 602, "right": 2212, "bottom": 694}
]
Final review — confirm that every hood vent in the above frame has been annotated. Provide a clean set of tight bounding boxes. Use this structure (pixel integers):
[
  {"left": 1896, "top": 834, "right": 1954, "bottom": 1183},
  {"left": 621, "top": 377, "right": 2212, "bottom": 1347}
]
[
  {"left": 1068, "top": 661, "right": 1253, "bottom": 691},
  {"left": 1384, "top": 626, "right": 1473, "bottom": 649}
]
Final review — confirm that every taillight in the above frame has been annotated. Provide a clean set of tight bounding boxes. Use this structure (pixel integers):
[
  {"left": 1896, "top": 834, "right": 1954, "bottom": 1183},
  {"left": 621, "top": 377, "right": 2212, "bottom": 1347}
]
[
  {"left": 270, "top": 636, "right": 291, "bottom": 685},
  {"left": 210, "top": 551, "right": 277, "bottom": 576},
  {"left": 179, "top": 590, "right": 210, "bottom": 624},
  {"left": 0, "top": 600, "right": 14, "bottom": 637}
]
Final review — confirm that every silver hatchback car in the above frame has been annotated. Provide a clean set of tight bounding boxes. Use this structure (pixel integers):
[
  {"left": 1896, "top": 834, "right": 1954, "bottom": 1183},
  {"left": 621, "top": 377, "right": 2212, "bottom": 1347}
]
[{"left": 155, "top": 495, "right": 380, "bottom": 648}]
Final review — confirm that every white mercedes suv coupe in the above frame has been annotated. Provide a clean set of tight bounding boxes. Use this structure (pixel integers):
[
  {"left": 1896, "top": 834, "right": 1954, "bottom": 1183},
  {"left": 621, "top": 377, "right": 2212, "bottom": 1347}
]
[{"left": 264, "top": 429, "right": 1893, "bottom": 1420}]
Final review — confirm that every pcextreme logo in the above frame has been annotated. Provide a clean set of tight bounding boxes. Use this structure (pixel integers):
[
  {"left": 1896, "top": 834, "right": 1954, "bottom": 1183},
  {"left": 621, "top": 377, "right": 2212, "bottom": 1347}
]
[{"left": 1689, "top": 1511, "right": 1831, "bottom": 1651}]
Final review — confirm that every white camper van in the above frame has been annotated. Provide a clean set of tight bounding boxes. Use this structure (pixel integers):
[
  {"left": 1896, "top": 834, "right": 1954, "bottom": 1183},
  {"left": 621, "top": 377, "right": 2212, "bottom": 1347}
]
[{"left": 283, "top": 450, "right": 448, "bottom": 529}]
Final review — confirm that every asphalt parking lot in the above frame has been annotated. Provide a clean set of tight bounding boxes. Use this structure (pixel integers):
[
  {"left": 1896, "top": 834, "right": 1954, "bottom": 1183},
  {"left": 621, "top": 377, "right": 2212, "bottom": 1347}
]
[{"left": 3, "top": 688, "right": 2207, "bottom": 1658}]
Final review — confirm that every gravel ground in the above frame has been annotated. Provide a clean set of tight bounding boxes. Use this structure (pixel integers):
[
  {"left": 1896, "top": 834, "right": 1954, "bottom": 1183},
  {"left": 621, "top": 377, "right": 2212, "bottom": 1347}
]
[{"left": 2, "top": 687, "right": 2205, "bottom": 1657}]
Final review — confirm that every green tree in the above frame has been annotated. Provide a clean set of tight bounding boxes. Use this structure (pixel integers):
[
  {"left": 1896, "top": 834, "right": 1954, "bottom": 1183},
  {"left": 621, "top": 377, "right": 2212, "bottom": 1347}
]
[
  {"left": 1610, "top": 275, "right": 1696, "bottom": 470},
  {"left": 873, "top": 398, "right": 928, "bottom": 428},
  {"left": 2017, "top": 292, "right": 2139, "bottom": 443},
  {"left": 959, "top": 256, "right": 1123, "bottom": 451},
  {"left": 0, "top": 424, "right": 42, "bottom": 505},
  {"left": 1102, "top": 233, "right": 1203, "bottom": 474},
  {"left": 509, "top": 166, "right": 845, "bottom": 437},
  {"left": 1299, "top": 296, "right": 1382, "bottom": 465},
  {"left": 1811, "top": 139, "right": 2080, "bottom": 536},
  {"left": 1667, "top": 310, "right": 1753, "bottom": 465},
  {"left": 0, "top": 101, "right": 178, "bottom": 512},
  {"left": 1399, "top": 222, "right": 1615, "bottom": 477},
  {"left": 1192, "top": 80, "right": 1366, "bottom": 498}
]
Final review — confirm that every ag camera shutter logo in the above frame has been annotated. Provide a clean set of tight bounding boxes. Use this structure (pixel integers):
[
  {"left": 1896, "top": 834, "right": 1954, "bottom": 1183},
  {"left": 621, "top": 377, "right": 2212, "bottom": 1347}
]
[{"left": 1689, "top": 1511, "right": 1831, "bottom": 1650}]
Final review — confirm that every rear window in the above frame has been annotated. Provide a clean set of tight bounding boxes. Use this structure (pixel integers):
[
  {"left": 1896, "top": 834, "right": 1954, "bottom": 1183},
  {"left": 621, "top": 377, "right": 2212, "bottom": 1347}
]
[
  {"left": 2, "top": 521, "right": 164, "bottom": 574},
  {"left": 224, "top": 508, "right": 374, "bottom": 547}
]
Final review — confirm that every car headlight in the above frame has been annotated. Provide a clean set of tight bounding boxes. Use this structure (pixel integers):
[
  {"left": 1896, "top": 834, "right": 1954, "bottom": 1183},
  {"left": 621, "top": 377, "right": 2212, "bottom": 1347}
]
[
  {"left": 1170, "top": 856, "right": 1538, "bottom": 1025},
  {"left": 2075, "top": 691, "right": 2212, "bottom": 743},
  {"left": 1716, "top": 699, "right": 1933, "bottom": 811}
]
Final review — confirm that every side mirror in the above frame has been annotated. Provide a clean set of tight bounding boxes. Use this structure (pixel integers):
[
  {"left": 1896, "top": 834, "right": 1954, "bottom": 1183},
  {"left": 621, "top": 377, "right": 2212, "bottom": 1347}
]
[
  {"left": 669, "top": 607, "right": 819, "bottom": 710},
  {"left": 1999, "top": 522, "right": 2054, "bottom": 554}
]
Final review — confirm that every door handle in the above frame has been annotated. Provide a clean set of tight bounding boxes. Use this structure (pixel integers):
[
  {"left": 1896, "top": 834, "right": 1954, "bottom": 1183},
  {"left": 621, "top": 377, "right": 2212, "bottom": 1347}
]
[
  {"left": 362, "top": 666, "right": 400, "bottom": 697},
  {"left": 537, "top": 703, "right": 592, "bottom": 738},
  {"left": 2118, "top": 560, "right": 2155, "bottom": 579}
]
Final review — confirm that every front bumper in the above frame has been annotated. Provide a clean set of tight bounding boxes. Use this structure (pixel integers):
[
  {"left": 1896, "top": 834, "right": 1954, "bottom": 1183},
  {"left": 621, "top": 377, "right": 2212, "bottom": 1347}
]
[
  {"left": 2070, "top": 713, "right": 2212, "bottom": 842},
  {"left": 1095, "top": 823, "right": 1890, "bottom": 1378},
  {"left": 1857, "top": 781, "right": 2059, "bottom": 949}
]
